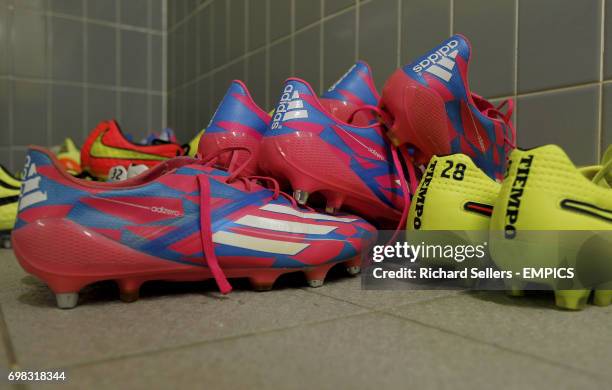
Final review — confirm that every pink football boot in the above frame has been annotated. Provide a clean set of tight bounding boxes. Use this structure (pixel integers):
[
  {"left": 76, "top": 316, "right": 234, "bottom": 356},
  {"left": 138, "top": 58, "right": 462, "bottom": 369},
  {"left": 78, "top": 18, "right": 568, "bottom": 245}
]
[
  {"left": 197, "top": 80, "right": 271, "bottom": 176},
  {"left": 198, "top": 62, "right": 383, "bottom": 177},
  {"left": 380, "top": 34, "right": 515, "bottom": 181},
  {"left": 12, "top": 147, "right": 376, "bottom": 308},
  {"left": 259, "top": 78, "right": 419, "bottom": 228},
  {"left": 320, "top": 61, "right": 380, "bottom": 126}
]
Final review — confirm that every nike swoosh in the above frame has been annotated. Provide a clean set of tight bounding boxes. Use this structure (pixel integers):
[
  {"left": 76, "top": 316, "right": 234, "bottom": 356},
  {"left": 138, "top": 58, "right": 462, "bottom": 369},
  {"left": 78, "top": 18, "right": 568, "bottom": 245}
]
[
  {"left": 561, "top": 199, "right": 612, "bottom": 223},
  {"left": 90, "top": 132, "right": 169, "bottom": 161}
]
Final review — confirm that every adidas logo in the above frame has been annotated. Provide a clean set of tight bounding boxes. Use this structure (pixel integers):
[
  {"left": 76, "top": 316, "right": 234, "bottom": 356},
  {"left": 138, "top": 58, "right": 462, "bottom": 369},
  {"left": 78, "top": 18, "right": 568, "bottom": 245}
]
[
  {"left": 271, "top": 84, "right": 309, "bottom": 130},
  {"left": 412, "top": 39, "right": 459, "bottom": 82},
  {"left": 19, "top": 155, "right": 48, "bottom": 211}
]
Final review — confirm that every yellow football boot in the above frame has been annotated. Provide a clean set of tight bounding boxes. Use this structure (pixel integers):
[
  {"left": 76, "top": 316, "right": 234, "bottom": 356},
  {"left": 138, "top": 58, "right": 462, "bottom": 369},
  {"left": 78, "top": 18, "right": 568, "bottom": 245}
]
[
  {"left": 490, "top": 145, "right": 612, "bottom": 310},
  {"left": 0, "top": 164, "right": 21, "bottom": 249},
  {"left": 52, "top": 138, "right": 82, "bottom": 175},
  {"left": 407, "top": 153, "right": 500, "bottom": 273}
]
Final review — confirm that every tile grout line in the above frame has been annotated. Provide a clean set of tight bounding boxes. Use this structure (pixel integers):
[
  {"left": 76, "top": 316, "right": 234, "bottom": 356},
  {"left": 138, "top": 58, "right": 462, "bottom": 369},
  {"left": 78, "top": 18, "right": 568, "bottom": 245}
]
[
  {"left": 9, "top": 7, "right": 165, "bottom": 35},
  {"left": 61, "top": 310, "right": 373, "bottom": 372},
  {"left": 597, "top": 0, "right": 605, "bottom": 158},
  {"left": 290, "top": 0, "right": 296, "bottom": 75},
  {"left": 299, "top": 287, "right": 607, "bottom": 380},
  {"left": 0, "top": 304, "right": 19, "bottom": 370},
  {"left": 513, "top": 0, "right": 519, "bottom": 130},
  {"left": 354, "top": 0, "right": 359, "bottom": 62},
  {"left": 0, "top": 75, "right": 165, "bottom": 96},
  {"left": 167, "top": 3, "right": 360, "bottom": 95},
  {"left": 146, "top": 0, "right": 153, "bottom": 133},
  {"left": 319, "top": 0, "right": 325, "bottom": 95},
  {"left": 83, "top": 2, "right": 89, "bottom": 140},
  {"left": 115, "top": 4, "right": 121, "bottom": 123},
  {"left": 449, "top": 0, "right": 454, "bottom": 35},
  {"left": 195, "top": 1, "right": 201, "bottom": 128},
  {"left": 162, "top": 0, "right": 168, "bottom": 128},
  {"left": 7, "top": 3, "right": 14, "bottom": 170},
  {"left": 396, "top": 0, "right": 402, "bottom": 68},
  {"left": 264, "top": 0, "right": 271, "bottom": 108},
  {"left": 380, "top": 309, "right": 605, "bottom": 380},
  {"left": 46, "top": 11, "right": 53, "bottom": 147}
]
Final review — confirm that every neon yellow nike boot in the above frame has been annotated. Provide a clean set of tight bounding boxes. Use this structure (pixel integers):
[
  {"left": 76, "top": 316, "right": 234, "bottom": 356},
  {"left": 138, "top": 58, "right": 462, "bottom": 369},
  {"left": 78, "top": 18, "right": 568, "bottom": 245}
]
[
  {"left": 0, "top": 164, "right": 21, "bottom": 249},
  {"left": 186, "top": 130, "right": 205, "bottom": 157},
  {"left": 407, "top": 153, "right": 500, "bottom": 271},
  {"left": 52, "top": 138, "right": 82, "bottom": 175},
  {"left": 490, "top": 145, "right": 612, "bottom": 310}
]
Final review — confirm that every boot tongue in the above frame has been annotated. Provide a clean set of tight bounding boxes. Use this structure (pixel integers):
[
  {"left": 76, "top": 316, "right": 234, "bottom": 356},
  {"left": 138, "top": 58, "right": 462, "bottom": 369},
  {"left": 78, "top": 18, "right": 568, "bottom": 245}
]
[
  {"left": 322, "top": 61, "right": 379, "bottom": 107},
  {"left": 403, "top": 34, "right": 471, "bottom": 100}
]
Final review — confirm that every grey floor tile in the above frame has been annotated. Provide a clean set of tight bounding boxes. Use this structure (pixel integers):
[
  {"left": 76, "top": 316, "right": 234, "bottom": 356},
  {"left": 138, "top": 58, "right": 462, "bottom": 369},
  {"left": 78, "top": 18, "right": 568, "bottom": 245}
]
[
  {"left": 358, "top": 0, "right": 397, "bottom": 91},
  {"left": 270, "top": 0, "right": 291, "bottom": 41},
  {"left": 44, "top": 312, "right": 603, "bottom": 389},
  {"left": 388, "top": 292, "right": 612, "bottom": 379},
  {"left": 86, "top": 0, "right": 116, "bottom": 23},
  {"left": 247, "top": 0, "right": 267, "bottom": 51},
  {"left": 325, "top": 0, "right": 354, "bottom": 15},
  {"left": 294, "top": 25, "right": 321, "bottom": 86},
  {"left": 304, "top": 273, "right": 461, "bottom": 309},
  {"left": 0, "top": 311, "right": 13, "bottom": 370},
  {"left": 602, "top": 83, "right": 612, "bottom": 150},
  {"left": 12, "top": 81, "right": 47, "bottom": 147},
  {"left": 518, "top": 0, "right": 601, "bottom": 93},
  {"left": 295, "top": 0, "right": 320, "bottom": 30},
  {"left": 120, "top": 30, "right": 149, "bottom": 90},
  {"left": 453, "top": 0, "right": 515, "bottom": 98},
  {"left": 516, "top": 86, "right": 599, "bottom": 165},
  {"left": 323, "top": 9, "right": 355, "bottom": 88},
  {"left": 51, "top": 85, "right": 84, "bottom": 145},
  {"left": 0, "top": 252, "right": 366, "bottom": 369},
  {"left": 400, "top": 0, "right": 449, "bottom": 65},
  {"left": 12, "top": 8, "right": 46, "bottom": 79},
  {"left": 51, "top": 17, "right": 84, "bottom": 82}
]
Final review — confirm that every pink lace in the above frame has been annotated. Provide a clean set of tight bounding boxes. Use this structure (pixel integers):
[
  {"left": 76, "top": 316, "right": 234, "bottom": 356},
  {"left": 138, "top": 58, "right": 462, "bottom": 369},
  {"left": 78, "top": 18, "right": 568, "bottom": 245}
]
[
  {"left": 346, "top": 104, "right": 420, "bottom": 240},
  {"left": 195, "top": 147, "right": 305, "bottom": 294},
  {"left": 472, "top": 94, "right": 517, "bottom": 149}
]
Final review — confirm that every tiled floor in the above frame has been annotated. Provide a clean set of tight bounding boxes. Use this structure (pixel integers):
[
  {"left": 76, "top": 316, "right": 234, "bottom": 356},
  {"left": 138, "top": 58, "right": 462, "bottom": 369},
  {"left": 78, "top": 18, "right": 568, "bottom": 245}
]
[{"left": 1, "top": 249, "right": 611, "bottom": 389}]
